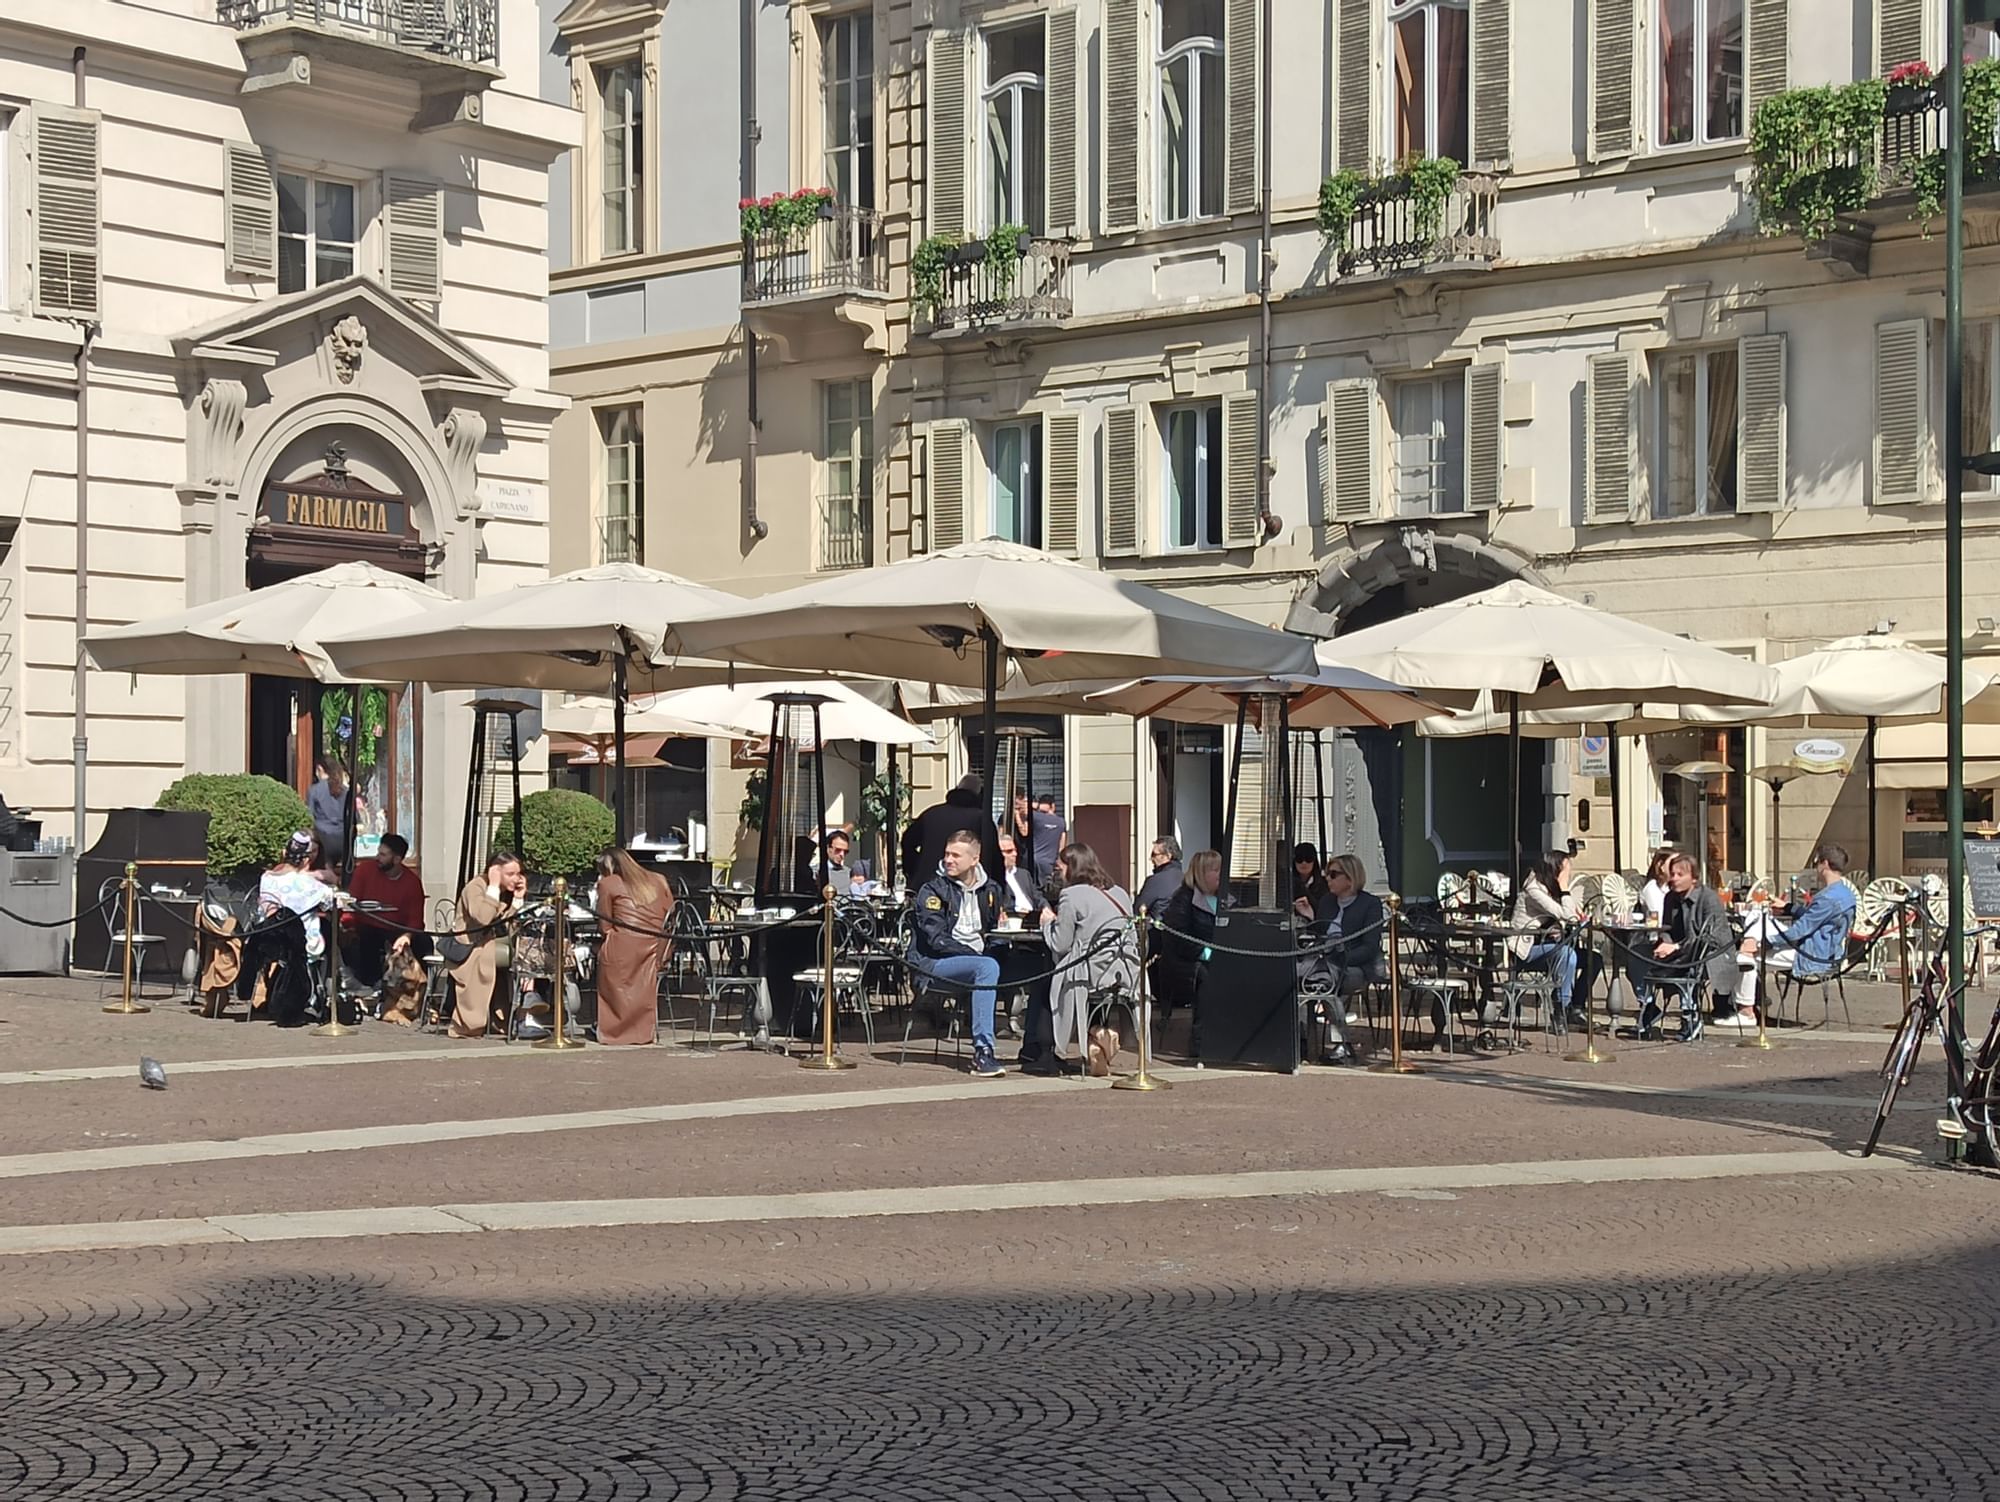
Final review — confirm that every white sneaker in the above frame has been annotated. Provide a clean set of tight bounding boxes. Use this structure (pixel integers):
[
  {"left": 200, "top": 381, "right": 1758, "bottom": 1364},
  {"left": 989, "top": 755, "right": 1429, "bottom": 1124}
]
[{"left": 1722, "top": 1010, "right": 1758, "bottom": 1029}]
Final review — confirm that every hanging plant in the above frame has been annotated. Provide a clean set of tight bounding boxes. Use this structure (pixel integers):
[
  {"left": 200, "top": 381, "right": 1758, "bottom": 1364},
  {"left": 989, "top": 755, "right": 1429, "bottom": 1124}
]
[
  {"left": 1910, "top": 59, "right": 2000, "bottom": 227},
  {"left": 1315, "top": 168, "right": 1369, "bottom": 251},
  {"left": 1399, "top": 154, "right": 1462, "bottom": 243},
  {"left": 985, "top": 221, "right": 1030, "bottom": 296},
  {"left": 319, "top": 686, "right": 389, "bottom": 775},
  {"left": 1749, "top": 78, "right": 1886, "bottom": 241},
  {"left": 739, "top": 766, "right": 769, "bottom": 831},
  {"left": 912, "top": 233, "right": 957, "bottom": 319}
]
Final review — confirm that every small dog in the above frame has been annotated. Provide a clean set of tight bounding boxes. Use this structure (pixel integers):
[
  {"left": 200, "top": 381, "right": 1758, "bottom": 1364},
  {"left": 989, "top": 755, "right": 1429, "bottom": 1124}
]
[{"left": 375, "top": 935, "right": 428, "bottom": 1026}]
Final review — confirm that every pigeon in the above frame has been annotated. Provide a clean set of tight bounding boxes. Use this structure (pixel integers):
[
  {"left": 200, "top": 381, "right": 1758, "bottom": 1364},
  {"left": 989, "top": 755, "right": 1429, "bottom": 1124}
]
[{"left": 139, "top": 1056, "right": 167, "bottom": 1090}]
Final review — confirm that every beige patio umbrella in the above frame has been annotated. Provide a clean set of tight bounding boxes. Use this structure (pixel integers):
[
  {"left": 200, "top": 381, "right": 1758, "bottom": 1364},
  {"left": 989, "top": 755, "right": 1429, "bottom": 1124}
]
[
  {"left": 1082, "top": 661, "right": 1465, "bottom": 729},
  {"left": 84, "top": 560, "right": 450, "bottom": 682},
  {"left": 321, "top": 562, "right": 761, "bottom": 841},
  {"left": 1637, "top": 635, "right": 2000, "bottom": 873},
  {"left": 542, "top": 693, "right": 742, "bottom": 744},
  {"left": 1323, "top": 580, "right": 1778, "bottom": 884},
  {"left": 650, "top": 679, "right": 933, "bottom": 748},
  {"left": 664, "top": 538, "right": 1315, "bottom": 802}
]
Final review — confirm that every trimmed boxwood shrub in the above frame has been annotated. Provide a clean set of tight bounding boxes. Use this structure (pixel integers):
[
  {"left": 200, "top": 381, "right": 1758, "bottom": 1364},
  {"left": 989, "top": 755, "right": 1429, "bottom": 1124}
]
[
  {"left": 156, "top": 773, "right": 310, "bottom": 878},
  {"left": 499, "top": 788, "right": 614, "bottom": 878}
]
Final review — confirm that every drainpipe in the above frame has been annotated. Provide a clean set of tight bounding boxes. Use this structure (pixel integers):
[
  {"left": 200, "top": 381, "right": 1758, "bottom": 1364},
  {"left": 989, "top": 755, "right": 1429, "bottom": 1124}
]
[
  {"left": 1254, "top": 0, "right": 1277, "bottom": 540},
  {"left": 71, "top": 45, "right": 92, "bottom": 847},
  {"left": 739, "top": 0, "right": 768, "bottom": 541}
]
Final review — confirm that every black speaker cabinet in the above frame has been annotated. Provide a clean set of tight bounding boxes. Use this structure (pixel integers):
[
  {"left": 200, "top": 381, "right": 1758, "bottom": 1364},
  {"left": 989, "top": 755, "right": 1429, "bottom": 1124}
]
[{"left": 1200, "top": 908, "right": 1300, "bottom": 1072}]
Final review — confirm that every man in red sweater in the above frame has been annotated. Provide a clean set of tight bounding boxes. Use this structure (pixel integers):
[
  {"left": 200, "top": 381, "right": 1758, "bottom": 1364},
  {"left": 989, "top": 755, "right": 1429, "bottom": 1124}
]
[{"left": 345, "top": 833, "right": 429, "bottom": 988}]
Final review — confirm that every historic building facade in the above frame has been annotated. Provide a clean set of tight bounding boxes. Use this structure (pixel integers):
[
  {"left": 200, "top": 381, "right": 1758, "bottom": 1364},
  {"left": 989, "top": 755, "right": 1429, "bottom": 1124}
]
[
  {"left": 543, "top": 0, "right": 2000, "bottom": 891},
  {"left": 1, "top": 0, "right": 573, "bottom": 873}
]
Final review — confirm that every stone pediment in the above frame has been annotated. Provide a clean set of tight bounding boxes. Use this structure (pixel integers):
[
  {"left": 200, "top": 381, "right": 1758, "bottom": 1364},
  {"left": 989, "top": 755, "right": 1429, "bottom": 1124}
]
[
  {"left": 173, "top": 275, "right": 511, "bottom": 404},
  {"left": 554, "top": 0, "right": 666, "bottom": 36}
]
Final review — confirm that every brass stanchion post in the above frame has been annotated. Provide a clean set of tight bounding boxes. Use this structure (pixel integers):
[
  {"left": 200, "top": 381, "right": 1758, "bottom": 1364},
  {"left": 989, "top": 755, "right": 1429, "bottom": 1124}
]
[
  {"left": 1738, "top": 940, "right": 1780, "bottom": 1051},
  {"left": 103, "top": 861, "right": 150, "bottom": 1014},
  {"left": 1370, "top": 897, "right": 1421, "bottom": 1075},
  {"left": 1114, "top": 914, "right": 1169, "bottom": 1091},
  {"left": 534, "top": 876, "right": 584, "bottom": 1050},
  {"left": 310, "top": 888, "right": 358, "bottom": 1037},
  {"left": 801, "top": 887, "right": 855, "bottom": 1071},
  {"left": 1564, "top": 923, "right": 1616, "bottom": 1065}
]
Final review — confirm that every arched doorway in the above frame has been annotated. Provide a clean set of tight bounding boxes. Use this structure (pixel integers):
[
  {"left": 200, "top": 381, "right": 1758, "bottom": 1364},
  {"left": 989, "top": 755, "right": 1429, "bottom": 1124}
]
[
  {"left": 245, "top": 430, "right": 439, "bottom": 867},
  {"left": 1287, "top": 530, "right": 1543, "bottom": 896}
]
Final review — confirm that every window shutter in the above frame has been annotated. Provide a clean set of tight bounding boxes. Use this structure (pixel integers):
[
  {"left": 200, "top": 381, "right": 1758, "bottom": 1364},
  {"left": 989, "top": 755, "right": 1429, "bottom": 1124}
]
[
  {"left": 927, "top": 30, "right": 970, "bottom": 240},
  {"left": 1045, "top": 8, "right": 1079, "bottom": 237},
  {"left": 1327, "top": 379, "right": 1381, "bottom": 523},
  {"left": 924, "top": 420, "right": 972, "bottom": 552},
  {"left": 1470, "top": 0, "right": 1511, "bottom": 169},
  {"left": 382, "top": 172, "right": 443, "bottom": 303},
  {"left": 1875, "top": 0, "right": 1927, "bottom": 73},
  {"left": 1874, "top": 320, "right": 1929, "bottom": 507},
  {"left": 1465, "top": 363, "right": 1504, "bottom": 511},
  {"left": 1736, "top": 334, "right": 1786, "bottom": 512},
  {"left": 1224, "top": 0, "right": 1261, "bottom": 216},
  {"left": 1334, "top": 0, "right": 1374, "bottom": 173},
  {"left": 1745, "top": 0, "right": 1788, "bottom": 129},
  {"left": 1221, "top": 389, "right": 1262, "bottom": 545},
  {"left": 1588, "top": 0, "right": 1636, "bottom": 163},
  {"left": 31, "top": 104, "right": 102, "bottom": 320},
  {"left": 1101, "top": 0, "right": 1142, "bottom": 233},
  {"left": 224, "top": 142, "right": 277, "bottom": 279},
  {"left": 1103, "top": 405, "right": 1141, "bottom": 556},
  {"left": 1584, "top": 351, "right": 1638, "bottom": 524},
  {"left": 1043, "top": 410, "right": 1080, "bottom": 555}
]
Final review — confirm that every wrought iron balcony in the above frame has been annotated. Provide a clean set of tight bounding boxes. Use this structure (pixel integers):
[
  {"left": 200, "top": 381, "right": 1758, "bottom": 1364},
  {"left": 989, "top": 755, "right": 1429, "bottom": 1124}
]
[
  {"left": 1340, "top": 171, "right": 1499, "bottom": 278},
  {"left": 597, "top": 512, "right": 643, "bottom": 566},
  {"left": 816, "top": 491, "right": 872, "bottom": 572},
  {"left": 742, "top": 206, "right": 888, "bottom": 306},
  {"left": 922, "top": 238, "right": 1073, "bottom": 339},
  {"left": 218, "top": 0, "right": 500, "bottom": 70}
]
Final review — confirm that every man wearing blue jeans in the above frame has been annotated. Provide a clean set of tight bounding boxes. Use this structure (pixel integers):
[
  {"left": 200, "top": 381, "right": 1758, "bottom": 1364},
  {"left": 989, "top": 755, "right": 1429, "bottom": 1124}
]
[{"left": 906, "top": 831, "right": 1008, "bottom": 1077}]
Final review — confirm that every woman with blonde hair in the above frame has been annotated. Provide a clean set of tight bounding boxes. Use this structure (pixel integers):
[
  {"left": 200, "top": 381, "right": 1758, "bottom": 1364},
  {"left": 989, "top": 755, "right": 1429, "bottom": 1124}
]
[{"left": 592, "top": 847, "right": 675, "bottom": 1045}]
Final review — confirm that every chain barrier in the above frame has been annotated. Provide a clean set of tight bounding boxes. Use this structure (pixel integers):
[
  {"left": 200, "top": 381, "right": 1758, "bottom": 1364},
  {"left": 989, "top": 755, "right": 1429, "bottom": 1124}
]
[{"left": 0, "top": 893, "right": 116, "bottom": 930}]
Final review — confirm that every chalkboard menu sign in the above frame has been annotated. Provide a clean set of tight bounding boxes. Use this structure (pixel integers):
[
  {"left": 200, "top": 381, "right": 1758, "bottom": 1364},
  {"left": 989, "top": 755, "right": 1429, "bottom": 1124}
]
[{"left": 1965, "top": 839, "right": 2000, "bottom": 917}]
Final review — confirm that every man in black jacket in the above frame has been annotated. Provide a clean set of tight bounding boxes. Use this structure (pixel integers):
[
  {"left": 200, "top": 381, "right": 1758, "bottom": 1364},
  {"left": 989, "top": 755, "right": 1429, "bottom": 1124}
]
[
  {"left": 902, "top": 774, "right": 1002, "bottom": 884},
  {"left": 906, "top": 829, "right": 1008, "bottom": 1077}
]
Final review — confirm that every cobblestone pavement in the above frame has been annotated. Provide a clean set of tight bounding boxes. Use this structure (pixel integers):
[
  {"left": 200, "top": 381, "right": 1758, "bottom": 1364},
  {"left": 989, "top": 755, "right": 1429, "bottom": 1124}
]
[{"left": 4, "top": 977, "right": 1998, "bottom": 1500}]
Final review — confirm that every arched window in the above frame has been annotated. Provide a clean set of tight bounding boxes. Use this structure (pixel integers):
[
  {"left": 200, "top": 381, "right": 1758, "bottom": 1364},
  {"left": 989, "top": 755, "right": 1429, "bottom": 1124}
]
[
  {"left": 1387, "top": 0, "right": 1469, "bottom": 163},
  {"left": 983, "top": 20, "right": 1045, "bottom": 232},
  {"left": 1157, "top": 0, "right": 1223, "bottom": 223}
]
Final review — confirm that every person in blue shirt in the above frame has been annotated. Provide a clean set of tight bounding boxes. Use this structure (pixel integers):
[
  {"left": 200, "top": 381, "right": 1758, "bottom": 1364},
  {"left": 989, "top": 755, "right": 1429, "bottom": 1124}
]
[{"left": 1730, "top": 842, "right": 1858, "bottom": 1027}]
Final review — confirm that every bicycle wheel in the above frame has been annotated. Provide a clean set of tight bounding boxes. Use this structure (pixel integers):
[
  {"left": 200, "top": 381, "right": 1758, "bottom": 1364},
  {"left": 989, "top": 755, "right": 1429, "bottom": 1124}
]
[{"left": 1864, "top": 1005, "right": 1929, "bottom": 1157}]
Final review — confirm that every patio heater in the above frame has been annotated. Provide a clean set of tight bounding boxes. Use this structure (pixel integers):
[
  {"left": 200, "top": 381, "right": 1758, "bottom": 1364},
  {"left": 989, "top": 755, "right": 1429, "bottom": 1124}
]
[
  {"left": 457, "top": 694, "right": 533, "bottom": 897},
  {"left": 1204, "top": 692, "right": 1300, "bottom": 1071},
  {"left": 751, "top": 693, "right": 829, "bottom": 1042}
]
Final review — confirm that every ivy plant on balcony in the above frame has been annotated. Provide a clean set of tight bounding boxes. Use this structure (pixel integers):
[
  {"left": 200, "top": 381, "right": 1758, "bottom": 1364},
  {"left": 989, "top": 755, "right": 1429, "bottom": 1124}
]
[
  {"left": 1751, "top": 59, "right": 2000, "bottom": 242},
  {"left": 912, "top": 224, "right": 1032, "bottom": 319},
  {"left": 912, "top": 233, "right": 956, "bottom": 320},
  {"left": 1316, "top": 156, "right": 1461, "bottom": 254},
  {"left": 738, "top": 187, "right": 835, "bottom": 241}
]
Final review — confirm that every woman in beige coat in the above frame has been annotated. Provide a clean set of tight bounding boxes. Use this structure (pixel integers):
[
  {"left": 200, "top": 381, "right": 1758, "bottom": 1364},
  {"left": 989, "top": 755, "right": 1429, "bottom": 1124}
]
[
  {"left": 449, "top": 851, "right": 525, "bottom": 1038},
  {"left": 1040, "top": 843, "right": 1139, "bottom": 1070}
]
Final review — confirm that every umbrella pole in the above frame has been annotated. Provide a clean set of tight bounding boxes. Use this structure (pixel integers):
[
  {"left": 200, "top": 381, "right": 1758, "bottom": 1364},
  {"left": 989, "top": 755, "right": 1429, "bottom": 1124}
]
[
  {"left": 1609, "top": 725, "right": 1624, "bottom": 875},
  {"left": 980, "top": 625, "right": 999, "bottom": 824},
  {"left": 1508, "top": 692, "right": 1522, "bottom": 894},
  {"left": 612, "top": 655, "right": 629, "bottom": 847},
  {"left": 886, "top": 749, "right": 899, "bottom": 889},
  {"left": 1773, "top": 782, "right": 1784, "bottom": 892},
  {"left": 1865, "top": 715, "right": 1878, "bottom": 878}
]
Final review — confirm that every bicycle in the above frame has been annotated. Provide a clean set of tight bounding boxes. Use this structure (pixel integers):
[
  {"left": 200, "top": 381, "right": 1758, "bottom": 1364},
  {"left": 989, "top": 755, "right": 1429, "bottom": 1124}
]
[{"left": 1863, "top": 903, "right": 2000, "bottom": 1165}]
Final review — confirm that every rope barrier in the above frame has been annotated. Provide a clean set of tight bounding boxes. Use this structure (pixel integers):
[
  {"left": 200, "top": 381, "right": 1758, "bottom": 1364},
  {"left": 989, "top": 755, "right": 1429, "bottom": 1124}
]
[{"left": 0, "top": 894, "right": 116, "bottom": 930}]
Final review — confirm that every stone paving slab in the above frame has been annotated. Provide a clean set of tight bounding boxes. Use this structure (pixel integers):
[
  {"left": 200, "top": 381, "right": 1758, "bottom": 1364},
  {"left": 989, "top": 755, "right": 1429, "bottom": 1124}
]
[{"left": 2, "top": 1170, "right": 1996, "bottom": 1500}]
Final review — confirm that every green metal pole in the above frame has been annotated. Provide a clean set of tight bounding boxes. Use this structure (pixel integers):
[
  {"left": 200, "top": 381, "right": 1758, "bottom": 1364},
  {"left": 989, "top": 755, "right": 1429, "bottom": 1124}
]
[{"left": 1948, "top": 0, "right": 1970, "bottom": 1090}]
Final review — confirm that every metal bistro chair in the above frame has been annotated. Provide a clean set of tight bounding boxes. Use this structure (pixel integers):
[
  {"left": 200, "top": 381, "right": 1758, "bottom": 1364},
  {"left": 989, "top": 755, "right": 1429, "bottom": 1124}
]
[
  {"left": 416, "top": 897, "right": 458, "bottom": 1032},
  {"left": 1395, "top": 920, "right": 1472, "bottom": 1055},
  {"left": 789, "top": 900, "right": 879, "bottom": 1052},
  {"left": 96, "top": 875, "right": 168, "bottom": 1003},
  {"left": 899, "top": 958, "right": 972, "bottom": 1067},
  {"left": 1855, "top": 877, "right": 1914, "bottom": 983}
]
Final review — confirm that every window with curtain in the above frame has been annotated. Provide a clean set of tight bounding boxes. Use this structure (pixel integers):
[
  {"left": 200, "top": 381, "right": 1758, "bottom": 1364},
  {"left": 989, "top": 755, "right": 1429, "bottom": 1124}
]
[
  {"left": 598, "top": 60, "right": 644, "bottom": 255},
  {"left": 1958, "top": 318, "right": 1998, "bottom": 496},
  {"left": 821, "top": 380, "right": 872, "bottom": 568},
  {"left": 1654, "top": 347, "right": 1739, "bottom": 518},
  {"left": 989, "top": 422, "right": 1044, "bottom": 547},
  {"left": 1162, "top": 402, "right": 1224, "bottom": 550},
  {"left": 1657, "top": 0, "right": 1743, "bottom": 149},
  {"left": 983, "top": 20, "right": 1045, "bottom": 232},
  {"left": 1391, "top": 372, "right": 1467, "bottom": 515},
  {"left": 598, "top": 406, "right": 645, "bottom": 562},
  {"left": 1388, "top": 0, "right": 1469, "bottom": 163},
  {"left": 820, "top": 11, "right": 876, "bottom": 210},
  {"left": 1157, "top": 0, "right": 1224, "bottom": 222}
]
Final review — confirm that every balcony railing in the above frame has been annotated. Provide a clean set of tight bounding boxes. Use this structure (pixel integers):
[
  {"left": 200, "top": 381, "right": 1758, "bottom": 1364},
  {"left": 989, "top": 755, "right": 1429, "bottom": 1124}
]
[
  {"left": 217, "top": 0, "right": 499, "bottom": 67},
  {"left": 598, "top": 512, "right": 642, "bottom": 566},
  {"left": 817, "top": 491, "right": 871, "bottom": 571},
  {"left": 742, "top": 206, "right": 888, "bottom": 305},
  {"left": 925, "top": 238, "right": 1073, "bottom": 338},
  {"left": 1341, "top": 172, "right": 1499, "bottom": 278}
]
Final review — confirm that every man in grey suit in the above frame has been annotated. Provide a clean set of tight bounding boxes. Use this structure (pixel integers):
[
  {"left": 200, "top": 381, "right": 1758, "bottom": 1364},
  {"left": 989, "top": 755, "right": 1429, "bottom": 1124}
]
[{"left": 1642, "top": 852, "right": 1738, "bottom": 1039}]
